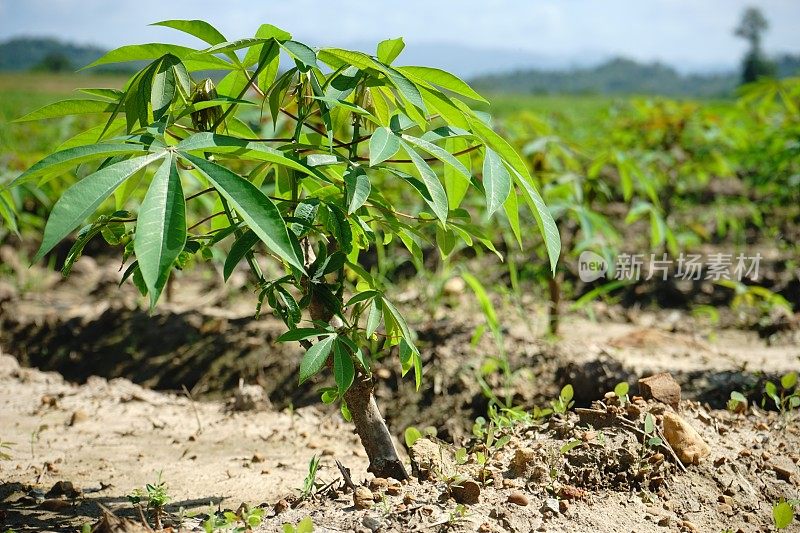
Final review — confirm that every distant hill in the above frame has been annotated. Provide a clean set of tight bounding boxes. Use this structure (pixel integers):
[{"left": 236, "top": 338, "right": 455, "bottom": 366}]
[
  {"left": 0, "top": 37, "right": 107, "bottom": 71},
  {"left": 470, "top": 57, "right": 742, "bottom": 98},
  {"left": 471, "top": 56, "right": 800, "bottom": 98}
]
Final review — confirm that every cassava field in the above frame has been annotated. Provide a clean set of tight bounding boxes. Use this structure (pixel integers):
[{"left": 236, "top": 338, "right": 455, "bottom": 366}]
[{"left": 0, "top": 54, "right": 798, "bottom": 533}]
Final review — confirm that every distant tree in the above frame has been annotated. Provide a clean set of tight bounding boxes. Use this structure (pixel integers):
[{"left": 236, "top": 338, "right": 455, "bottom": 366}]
[
  {"left": 33, "top": 52, "right": 73, "bottom": 73},
  {"left": 734, "top": 7, "right": 776, "bottom": 84}
]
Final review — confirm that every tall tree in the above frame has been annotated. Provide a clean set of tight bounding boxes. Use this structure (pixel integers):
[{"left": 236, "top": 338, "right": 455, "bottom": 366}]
[{"left": 735, "top": 7, "right": 776, "bottom": 84}]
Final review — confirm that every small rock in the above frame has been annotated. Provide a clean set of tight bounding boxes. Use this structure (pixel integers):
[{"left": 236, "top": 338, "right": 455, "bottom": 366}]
[
  {"left": 718, "top": 495, "right": 734, "bottom": 506},
  {"left": 362, "top": 516, "right": 382, "bottom": 532},
  {"left": 409, "top": 438, "right": 455, "bottom": 481},
  {"left": 662, "top": 412, "right": 710, "bottom": 465},
  {"left": 386, "top": 479, "right": 401, "bottom": 496},
  {"left": 557, "top": 485, "right": 586, "bottom": 500},
  {"left": 231, "top": 382, "right": 271, "bottom": 411},
  {"left": 638, "top": 373, "right": 681, "bottom": 408},
  {"left": 541, "top": 497, "right": 560, "bottom": 515},
  {"left": 69, "top": 410, "right": 88, "bottom": 426},
  {"left": 369, "top": 478, "right": 389, "bottom": 492},
  {"left": 451, "top": 480, "right": 480, "bottom": 505},
  {"left": 678, "top": 519, "right": 699, "bottom": 532},
  {"left": 713, "top": 456, "right": 726, "bottom": 467},
  {"left": 509, "top": 448, "right": 536, "bottom": 477},
  {"left": 657, "top": 516, "right": 671, "bottom": 527},
  {"left": 771, "top": 459, "right": 796, "bottom": 482},
  {"left": 46, "top": 481, "right": 81, "bottom": 499},
  {"left": 273, "top": 499, "right": 289, "bottom": 514},
  {"left": 718, "top": 503, "right": 733, "bottom": 514},
  {"left": 354, "top": 486, "right": 374, "bottom": 509},
  {"left": 507, "top": 491, "right": 528, "bottom": 506},
  {"left": 559, "top": 500, "right": 569, "bottom": 514},
  {"left": 443, "top": 276, "right": 466, "bottom": 295},
  {"left": 251, "top": 453, "right": 265, "bottom": 463}
]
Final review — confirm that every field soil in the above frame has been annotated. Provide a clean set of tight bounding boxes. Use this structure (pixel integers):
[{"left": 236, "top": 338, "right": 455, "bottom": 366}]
[{"left": 1, "top": 249, "right": 799, "bottom": 531}]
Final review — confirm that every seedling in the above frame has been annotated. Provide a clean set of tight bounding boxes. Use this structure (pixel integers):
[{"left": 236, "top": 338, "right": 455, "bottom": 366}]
[
  {"left": 203, "top": 505, "right": 265, "bottom": 533},
  {"left": 764, "top": 372, "right": 800, "bottom": 416},
  {"left": 0, "top": 439, "right": 13, "bottom": 460},
  {"left": 550, "top": 384, "right": 575, "bottom": 415},
  {"left": 614, "top": 382, "right": 630, "bottom": 407},
  {"left": 727, "top": 391, "right": 748, "bottom": 413},
  {"left": 127, "top": 471, "right": 170, "bottom": 529},
  {"left": 10, "top": 20, "right": 559, "bottom": 480},
  {"left": 773, "top": 499, "right": 797, "bottom": 530},
  {"left": 299, "top": 455, "right": 321, "bottom": 500},
  {"left": 282, "top": 517, "right": 314, "bottom": 533}
]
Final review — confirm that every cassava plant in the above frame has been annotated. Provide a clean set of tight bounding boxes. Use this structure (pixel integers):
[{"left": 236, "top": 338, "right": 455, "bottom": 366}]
[{"left": 8, "top": 20, "right": 559, "bottom": 479}]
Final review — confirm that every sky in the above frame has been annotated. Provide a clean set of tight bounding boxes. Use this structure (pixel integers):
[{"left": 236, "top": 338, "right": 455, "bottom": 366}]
[{"left": 1, "top": 0, "right": 799, "bottom": 74}]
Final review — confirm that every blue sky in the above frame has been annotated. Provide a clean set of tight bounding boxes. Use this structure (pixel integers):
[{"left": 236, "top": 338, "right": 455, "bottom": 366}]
[{"left": 1, "top": 0, "right": 799, "bottom": 74}]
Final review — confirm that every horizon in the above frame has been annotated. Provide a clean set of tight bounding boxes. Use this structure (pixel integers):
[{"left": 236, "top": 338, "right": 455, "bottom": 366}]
[{"left": 1, "top": 0, "right": 799, "bottom": 77}]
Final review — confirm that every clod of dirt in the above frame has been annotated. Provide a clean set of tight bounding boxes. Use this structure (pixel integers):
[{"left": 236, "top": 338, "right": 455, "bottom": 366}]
[
  {"left": 409, "top": 438, "right": 455, "bottom": 480},
  {"left": 45, "top": 480, "right": 81, "bottom": 499},
  {"left": 662, "top": 412, "right": 710, "bottom": 465},
  {"left": 639, "top": 372, "right": 681, "bottom": 408},
  {"left": 39, "top": 499, "right": 71, "bottom": 511},
  {"left": 230, "top": 381, "right": 271, "bottom": 411},
  {"left": 443, "top": 276, "right": 466, "bottom": 295},
  {"left": 354, "top": 486, "right": 374, "bottom": 509},
  {"left": 369, "top": 477, "right": 389, "bottom": 492},
  {"left": 451, "top": 480, "right": 481, "bottom": 504},
  {"left": 509, "top": 447, "right": 537, "bottom": 477},
  {"left": 770, "top": 457, "right": 797, "bottom": 483},
  {"left": 507, "top": 491, "right": 529, "bottom": 506}
]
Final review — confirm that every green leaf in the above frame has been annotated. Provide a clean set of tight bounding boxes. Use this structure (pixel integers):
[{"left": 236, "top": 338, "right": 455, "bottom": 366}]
[
  {"left": 614, "top": 382, "right": 630, "bottom": 398},
  {"left": 14, "top": 99, "right": 116, "bottom": 122},
  {"left": 781, "top": 371, "right": 797, "bottom": 390},
  {"left": 281, "top": 41, "right": 318, "bottom": 71},
  {"left": 443, "top": 138, "right": 471, "bottom": 209},
  {"left": 482, "top": 148, "right": 511, "bottom": 217},
  {"left": 134, "top": 154, "right": 186, "bottom": 309},
  {"left": 401, "top": 134, "right": 471, "bottom": 179},
  {"left": 151, "top": 19, "right": 227, "bottom": 46},
  {"left": 223, "top": 230, "right": 259, "bottom": 281},
  {"left": 34, "top": 152, "right": 165, "bottom": 263},
  {"left": 369, "top": 127, "right": 401, "bottom": 167},
  {"left": 404, "top": 427, "right": 423, "bottom": 448},
  {"left": 344, "top": 167, "right": 370, "bottom": 214},
  {"left": 278, "top": 328, "right": 330, "bottom": 342},
  {"left": 151, "top": 55, "right": 179, "bottom": 121},
  {"left": 400, "top": 66, "right": 488, "bottom": 103},
  {"left": 84, "top": 43, "right": 229, "bottom": 71},
  {"left": 502, "top": 187, "right": 522, "bottom": 247},
  {"left": 773, "top": 501, "right": 794, "bottom": 529},
  {"left": 400, "top": 141, "right": 449, "bottom": 223},
  {"left": 365, "top": 299, "right": 382, "bottom": 337},
  {"left": 181, "top": 154, "right": 305, "bottom": 273},
  {"left": 9, "top": 143, "right": 151, "bottom": 188},
  {"left": 377, "top": 38, "right": 405, "bottom": 64},
  {"left": 176, "top": 133, "right": 332, "bottom": 184},
  {"left": 333, "top": 341, "right": 355, "bottom": 395},
  {"left": 299, "top": 335, "right": 336, "bottom": 384}
]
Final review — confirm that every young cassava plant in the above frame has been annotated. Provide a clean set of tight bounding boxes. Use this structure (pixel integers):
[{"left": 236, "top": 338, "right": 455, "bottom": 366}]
[{"left": 9, "top": 20, "right": 560, "bottom": 479}]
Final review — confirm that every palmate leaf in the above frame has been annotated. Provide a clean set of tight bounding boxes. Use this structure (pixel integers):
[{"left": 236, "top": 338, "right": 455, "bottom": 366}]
[
  {"left": 466, "top": 114, "right": 561, "bottom": 273},
  {"left": 8, "top": 143, "right": 152, "bottom": 189},
  {"left": 223, "top": 229, "right": 259, "bottom": 280},
  {"left": 181, "top": 153, "right": 305, "bottom": 273},
  {"left": 344, "top": 167, "right": 370, "bottom": 214},
  {"left": 34, "top": 152, "right": 166, "bottom": 263},
  {"left": 176, "top": 133, "right": 332, "bottom": 184},
  {"left": 333, "top": 340, "right": 355, "bottom": 395},
  {"left": 134, "top": 154, "right": 186, "bottom": 309},
  {"left": 377, "top": 38, "right": 405, "bottom": 64}
]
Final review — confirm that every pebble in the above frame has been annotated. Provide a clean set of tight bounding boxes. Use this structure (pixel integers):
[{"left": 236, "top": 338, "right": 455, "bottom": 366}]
[
  {"left": 663, "top": 412, "right": 710, "bottom": 465},
  {"left": 559, "top": 500, "right": 569, "bottom": 514},
  {"left": 369, "top": 477, "right": 389, "bottom": 492},
  {"left": 362, "top": 516, "right": 382, "bottom": 532},
  {"left": 678, "top": 519, "right": 699, "bottom": 532},
  {"left": 507, "top": 491, "right": 529, "bottom": 506},
  {"left": 354, "top": 486, "right": 374, "bottom": 509},
  {"left": 541, "top": 497, "right": 560, "bottom": 515},
  {"left": 509, "top": 448, "right": 536, "bottom": 477},
  {"left": 69, "top": 410, "right": 88, "bottom": 426}
]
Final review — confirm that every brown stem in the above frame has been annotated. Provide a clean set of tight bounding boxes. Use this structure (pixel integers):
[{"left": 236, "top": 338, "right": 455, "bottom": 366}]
[
  {"left": 343, "top": 373, "right": 408, "bottom": 480},
  {"left": 548, "top": 272, "right": 563, "bottom": 336}
]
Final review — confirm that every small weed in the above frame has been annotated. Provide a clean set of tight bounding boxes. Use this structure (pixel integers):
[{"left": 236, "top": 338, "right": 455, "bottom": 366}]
[
  {"left": 282, "top": 516, "right": 314, "bottom": 533},
  {"left": 0, "top": 439, "right": 13, "bottom": 460},
  {"left": 727, "top": 391, "right": 748, "bottom": 413},
  {"left": 550, "top": 384, "right": 575, "bottom": 415},
  {"left": 764, "top": 372, "right": 799, "bottom": 415},
  {"left": 773, "top": 499, "right": 797, "bottom": 530},
  {"left": 299, "top": 455, "right": 321, "bottom": 500},
  {"left": 127, "top": 471, "right": 170, "bottom": 529},
  {"left": 203, "top": 504, "right": 265, "bottom": 532},
  {"left": 614, "top": 382, "right": 630, "bottom": 407}
]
